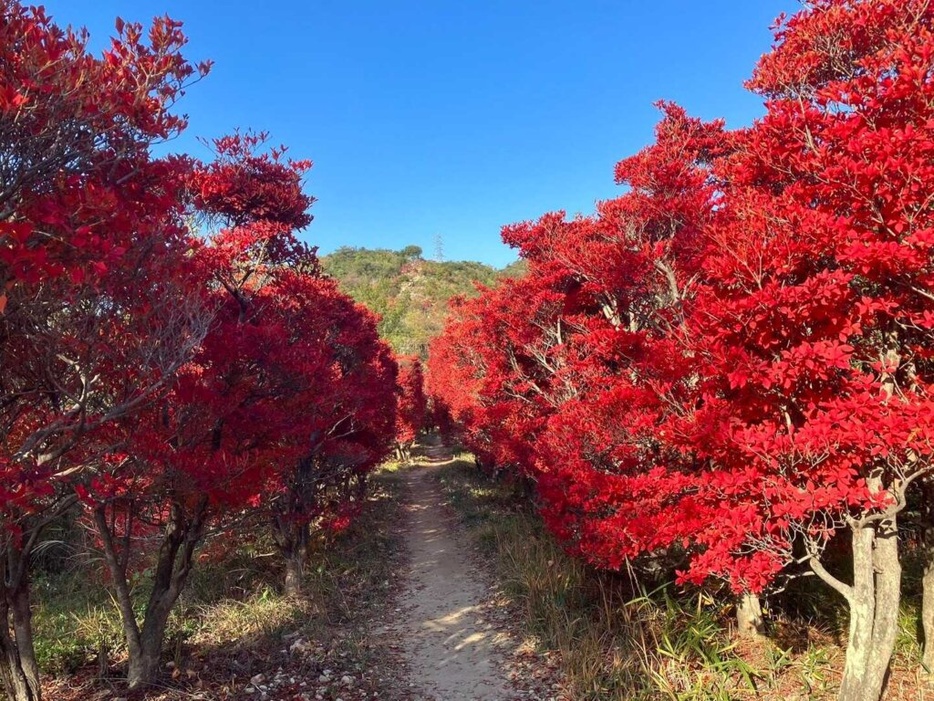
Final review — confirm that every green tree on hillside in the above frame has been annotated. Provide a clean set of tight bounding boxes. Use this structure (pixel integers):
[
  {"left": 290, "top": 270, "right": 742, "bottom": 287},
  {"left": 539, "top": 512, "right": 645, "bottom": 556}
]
[{"left": 321, "top": 246, "right": 515, "bottom": 357}]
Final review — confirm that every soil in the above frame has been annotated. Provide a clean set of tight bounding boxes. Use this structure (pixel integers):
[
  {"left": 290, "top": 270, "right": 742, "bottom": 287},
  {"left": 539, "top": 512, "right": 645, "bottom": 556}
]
[{"left": 394, "top": 456, "right": 512, "bottom": 700}]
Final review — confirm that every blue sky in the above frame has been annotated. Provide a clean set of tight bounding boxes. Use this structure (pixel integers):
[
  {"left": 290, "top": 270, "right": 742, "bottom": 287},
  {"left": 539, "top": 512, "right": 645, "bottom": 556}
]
[{"left": 42, "top": 1, "right": 798, "bottom": 268}]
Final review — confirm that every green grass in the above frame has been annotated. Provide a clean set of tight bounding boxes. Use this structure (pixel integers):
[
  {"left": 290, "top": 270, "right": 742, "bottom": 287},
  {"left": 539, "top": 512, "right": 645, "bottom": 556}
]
[{"left": 32, "top": 570, "right": 123, "bottom": 674}]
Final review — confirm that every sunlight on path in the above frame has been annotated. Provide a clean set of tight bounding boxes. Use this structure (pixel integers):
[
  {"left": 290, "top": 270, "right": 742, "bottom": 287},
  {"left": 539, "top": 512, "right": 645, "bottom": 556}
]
[{"left": 397, "top": 459, "right": 511, "bottom": 700}]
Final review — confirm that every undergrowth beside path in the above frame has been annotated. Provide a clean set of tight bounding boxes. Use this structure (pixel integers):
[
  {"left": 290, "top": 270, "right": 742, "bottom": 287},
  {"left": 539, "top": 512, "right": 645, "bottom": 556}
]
[
  {"left": 434, "top": 456, "right": 930, "bottom": 701},
  {"left": 32, "top": 466, "right": 412, "bottom": 701},
  {"left": 23, "top": 451, "right": 933, "bottom": 700}
]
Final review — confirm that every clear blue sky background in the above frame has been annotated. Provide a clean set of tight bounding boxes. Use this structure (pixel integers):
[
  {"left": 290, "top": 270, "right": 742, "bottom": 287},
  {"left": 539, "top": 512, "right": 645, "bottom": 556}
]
[{"left": 42, "top": 1, "right": 798, "bottom": 268}]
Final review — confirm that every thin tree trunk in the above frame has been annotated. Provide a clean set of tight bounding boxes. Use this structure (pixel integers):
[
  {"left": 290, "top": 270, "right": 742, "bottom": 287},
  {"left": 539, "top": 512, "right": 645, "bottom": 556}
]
[
  {"left": 130, "top": 499, "right": 206, "bottom": 689},
  {"left": 273, "top": 515, "right": 309, "bottom": 597},
  {"left": 0, "top": 497, "right": 78, "bottom": 701},
  {"left": 736, "top": 592, "right": 765, "bottom": 637},
  {"left": 865, "top": 519, "right": 900, "bottom": 696},
  {"left": 0, "top": 587, "right": 41, "bottom": 701},
  {"left": 0, "top": 531, "right": 47, "bottom": 701},
  {"left": 921, "top": 480, "right": 934, "bottom": 672},
  {"left": 130, "top": 586, "right": 179, "bottom": 688},
  {"left": 838, "top": 524, "right": 875, "bottom": 701},
  {"left": 93, "top": 507, "right": 143, "bottom": 670},
  {"left": 10, "top": 584, "right": 39, "bottom": 700},
  {"left": 284, "top": 544, "right": 307, "bottom": 597},
  {"left": 924, "top": 558, "right": 934, "bottom": 672},
  {"left": 92, "top": 499, "right": 207, "bottom": 690},
  {"left": 837, "top": 518, "right": 901, "bottom": 701}
]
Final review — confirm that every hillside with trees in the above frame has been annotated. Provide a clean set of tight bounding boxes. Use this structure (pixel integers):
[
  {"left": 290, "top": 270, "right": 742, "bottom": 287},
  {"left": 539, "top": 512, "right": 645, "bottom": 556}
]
[{"left": 321, "top": 246, "right": 526, "bottom": 357}]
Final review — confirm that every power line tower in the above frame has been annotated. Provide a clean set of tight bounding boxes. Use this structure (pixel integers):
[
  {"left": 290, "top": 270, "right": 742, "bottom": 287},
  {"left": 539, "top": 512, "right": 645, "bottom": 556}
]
[{"left": 433, "top": 233, "right": 445, "bottom": 262}]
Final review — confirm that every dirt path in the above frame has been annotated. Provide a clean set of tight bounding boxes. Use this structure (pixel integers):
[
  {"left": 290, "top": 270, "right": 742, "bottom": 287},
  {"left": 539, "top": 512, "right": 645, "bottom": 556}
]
[{"left": 397, "top": 455, "right": 512, "bottom": 700}]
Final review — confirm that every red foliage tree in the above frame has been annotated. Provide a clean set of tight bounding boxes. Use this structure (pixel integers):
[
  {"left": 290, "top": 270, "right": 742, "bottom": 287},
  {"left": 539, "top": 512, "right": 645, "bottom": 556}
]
[
  {"left": 426, "top": 275, "right": 556, "bottom": 474},
  {"left": 426, "top": 108, "right": 771, "bottom": 636},
  {"left": 496, "top": 104, "right": 723, "bottom": 572},
  {"left": 428, "top": 103, "right": 722, "bottom": 546},
  {"left": 394, "top": 356, "right": 428, "bottom": 460},
  {"left": 82, "top": 132, "right": 397, "bottom": 685},
  {"left": 81, "top": 132, "right": 314, "bottom": 687},
  {"left": 679, "top": 3, "right": 934, "bottom": 697},
  {"left": 265, "top": 271, "right": 398, "bottom": 596},
  {"left": 0, "top": 5, "right": 209, "bottom": 699},
  {"left": 430, "top": 4, "right": 934, "bottom": 697}
]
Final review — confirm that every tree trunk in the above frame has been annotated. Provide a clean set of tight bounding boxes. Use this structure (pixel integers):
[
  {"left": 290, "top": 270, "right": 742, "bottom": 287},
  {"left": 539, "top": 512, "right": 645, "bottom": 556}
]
[
  {"left": 736, "top": 592, "right": 765, "bottom": 637},
  {"left": 921, "top": 480, "right": 934, "bottom": 672},
  {"left": 0, "top": 498, "right": 77, "bottom": 701},
  {"left": 0, "top": 583, "right": 41, "bottom": 701},
  {"left": 923, "top": 556, "right": 934, "bottom": 673},
  {"left": 128, "top": 591, "right": 176, "bottom": 689},
  {"left": 837, "top": 519, "right": 901, "bottom": 701},
  {"left": 395, "top": 442, "right": 411, "bottom": 462},
  {"left": 92, "top": 499, "right": 207, "bottom": 690},
  {"left": 126, "top": 648, "right": 161, "bottom": 691},
  {"left": 273, "top": 515, "right": 309, "bottom": 597},
  {"left": 92, "top": 506, "right": 144, "bottom": 679},
  {"left": 284, "top": 547, "right": 306, "bottom": 597}
]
